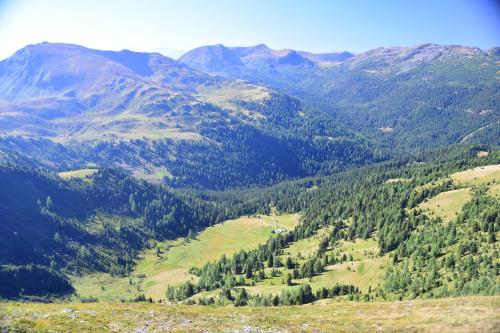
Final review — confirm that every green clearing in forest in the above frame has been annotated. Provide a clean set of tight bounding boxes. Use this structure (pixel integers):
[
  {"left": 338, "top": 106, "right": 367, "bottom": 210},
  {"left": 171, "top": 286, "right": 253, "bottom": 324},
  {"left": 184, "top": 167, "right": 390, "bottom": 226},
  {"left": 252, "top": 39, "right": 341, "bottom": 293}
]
[
  {"left": 57, "top": 168, "right": 97, "bottom": 179},
  {"left": 418, "top": 163, "right": 500, "bottom": 223},
  {"left": 450, "top": 164, "right": 500, "bottom": 186},
  {"left": 246, "top": 237, "right": 387, "bottom": 296},
  {"left": 74, "top": 214, "right": 300, "bottom": 301},
  {"left": 419, "top": 188, "right": 472, "bottom": 223}
]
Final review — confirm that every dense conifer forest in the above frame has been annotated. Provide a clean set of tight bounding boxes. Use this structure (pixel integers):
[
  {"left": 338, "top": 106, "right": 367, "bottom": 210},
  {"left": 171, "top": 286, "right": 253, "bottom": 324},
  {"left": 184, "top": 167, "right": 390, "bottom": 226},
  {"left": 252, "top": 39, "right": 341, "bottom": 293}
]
[{"left": 1, "top": 144, "right": 497, "bottom": 302}]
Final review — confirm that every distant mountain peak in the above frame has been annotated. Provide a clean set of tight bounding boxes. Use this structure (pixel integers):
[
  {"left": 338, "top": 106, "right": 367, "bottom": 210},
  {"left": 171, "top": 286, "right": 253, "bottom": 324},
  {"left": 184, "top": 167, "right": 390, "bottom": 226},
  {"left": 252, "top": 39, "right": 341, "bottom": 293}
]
[
  {"left": 249, "top": 43, "right": 271, "bottom": 51},
  {"left": 0, "top": 42, "right": 221, "bottom": 140},
  {"left": 179, "top": 44, "right": 243, "bottom": 72},
  {"left": 95, "top": 49, "right": 154, "bottom": 76},
  {"left": 0, "top": 42, "right": 285, "bottom": 142},
  {"left": 486, "top": 47, "right": 500, "bottom": 56},
  {"left": 297, "top": 50, "right": 354, "bottom": 63},
  {"left": 181, "top": 43, "right": 324, "bottom": 71},
  {"left": 275, "top": 49, "right": 313, "bottom": 66},
  {"left": 181, "top": 43, "right": 356, "bottom": 71},
  {"left": 347, "top": 43, "right": 488, "bottom": 68}
]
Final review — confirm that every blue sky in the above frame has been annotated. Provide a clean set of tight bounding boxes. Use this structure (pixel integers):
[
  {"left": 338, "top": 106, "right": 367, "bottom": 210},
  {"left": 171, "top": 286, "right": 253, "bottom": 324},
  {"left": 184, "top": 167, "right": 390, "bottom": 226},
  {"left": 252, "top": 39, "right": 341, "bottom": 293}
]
[{"left": 0, "top": 0, "right": 498, "bottom": 59}]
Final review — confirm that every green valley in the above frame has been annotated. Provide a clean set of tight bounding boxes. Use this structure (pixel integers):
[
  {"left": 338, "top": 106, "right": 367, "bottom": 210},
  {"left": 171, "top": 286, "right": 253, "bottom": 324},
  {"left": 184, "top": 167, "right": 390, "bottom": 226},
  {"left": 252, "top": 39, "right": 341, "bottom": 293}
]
[
  {"left": 74, "top": 214, "right": 300, "bottom": 300},
  {"left": 0, "top": 8, "right": 499, "bottom": 330}
]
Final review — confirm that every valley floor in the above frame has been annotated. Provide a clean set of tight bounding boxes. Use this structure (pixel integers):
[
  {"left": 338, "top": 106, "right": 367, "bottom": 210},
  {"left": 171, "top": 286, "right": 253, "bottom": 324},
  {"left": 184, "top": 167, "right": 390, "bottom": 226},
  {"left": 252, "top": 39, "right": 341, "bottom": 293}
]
[{"left": 1, "top": 296, "right": 499, "bottom": 332}]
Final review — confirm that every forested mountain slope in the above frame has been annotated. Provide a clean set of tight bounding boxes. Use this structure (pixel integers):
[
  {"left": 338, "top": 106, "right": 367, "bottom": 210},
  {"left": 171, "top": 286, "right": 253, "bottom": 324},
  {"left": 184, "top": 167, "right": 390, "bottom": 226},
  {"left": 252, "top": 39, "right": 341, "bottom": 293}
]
[
  {"left": 0, "top": 166, "right": 191, "bottom": 271},
  {"left": 1, "top": 145, "right": 498, "bottom": 302},
  {"left": 0, "top": 162, "right": 269, "bottom": 298},
  {"left": 181, "top": 43, "right": 500, "bottom": 149},
  {"left": 0, "top": 41, "right": 498, "bottom": 304},
  {"left": 0, "top": 43, "right": 379, "bottom": 189},
  {"left": 163, "top": 146, "right": 499, "bottom": 305}
]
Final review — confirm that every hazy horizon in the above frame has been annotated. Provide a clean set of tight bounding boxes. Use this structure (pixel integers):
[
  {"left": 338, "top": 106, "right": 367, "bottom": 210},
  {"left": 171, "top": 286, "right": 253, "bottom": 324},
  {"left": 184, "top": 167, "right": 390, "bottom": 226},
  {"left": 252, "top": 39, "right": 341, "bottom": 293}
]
[{"left": 1, "top": 0, "right": 499, "bottom": 60}]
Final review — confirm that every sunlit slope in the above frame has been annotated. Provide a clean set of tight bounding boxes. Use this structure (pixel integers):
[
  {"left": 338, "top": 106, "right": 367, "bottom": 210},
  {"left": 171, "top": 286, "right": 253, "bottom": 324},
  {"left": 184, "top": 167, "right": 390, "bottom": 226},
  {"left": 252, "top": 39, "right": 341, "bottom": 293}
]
[
  {"left": 57, "top": 168, "right": 97, "bottom": 179},
  {"left": 1, "top": 296, "right": 498, "bottom": 333},
  {"left": 244, "top": 236, "right": 387, "bottom": 297},
  {"left": 450, "top": 164, "right": 500, "bottom": 186},
  {"left": 419, "top": 188, "right": 472, "bottom": 223},
  {"left": 418, "top": 164, "right": 500, "bottom": 223},
  {"left": 74, "top": 214, "right": 300, "bottom": 300}
]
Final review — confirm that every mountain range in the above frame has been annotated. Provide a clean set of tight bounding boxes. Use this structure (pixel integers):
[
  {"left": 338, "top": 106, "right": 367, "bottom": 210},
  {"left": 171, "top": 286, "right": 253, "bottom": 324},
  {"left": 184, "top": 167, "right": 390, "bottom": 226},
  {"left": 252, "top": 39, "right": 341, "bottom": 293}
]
[
  {"left": 0, "top": 42, "right": 378, "bottom": 189},
  {"left": 179, "top": 43, "right": 353, "bottom": 72},
  {"left": 0, "top": 41, "right": 499, "bottom": 312},
  {"left": 0, "top": 42, "right": 498, "bottom": 189},
  {"left": 1, "top": 42, "right": 498, "bottom": 145},
  {"left": 0, "top": 42, "right": 261, "bottom": 141},
  {"left": 180, "top": 43, "right": 500, "bottom": 148}
]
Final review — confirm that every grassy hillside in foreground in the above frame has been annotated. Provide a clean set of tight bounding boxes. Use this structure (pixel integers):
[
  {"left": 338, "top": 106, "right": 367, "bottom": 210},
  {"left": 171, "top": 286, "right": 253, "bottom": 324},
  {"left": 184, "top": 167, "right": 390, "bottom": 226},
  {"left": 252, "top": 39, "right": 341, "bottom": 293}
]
[
  {"left": 1, "top": 296, "right": 499, "bottom": 333},
  {"left": 73, "top": 214, "right": 300, "bottom": 300}
]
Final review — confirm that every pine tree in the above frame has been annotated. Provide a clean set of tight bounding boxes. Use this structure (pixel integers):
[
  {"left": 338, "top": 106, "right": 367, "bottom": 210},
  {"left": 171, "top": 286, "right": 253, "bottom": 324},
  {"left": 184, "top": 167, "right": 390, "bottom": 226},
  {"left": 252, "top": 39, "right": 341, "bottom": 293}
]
[
  {"left": 187, "top": 229, "right": 194, "bottom": 241},
  {"left": 234, "top": 288, "right": 248, "bottom": 306},
  {"left": 45, "top": 196, "right": 53, "bottom": 209}
]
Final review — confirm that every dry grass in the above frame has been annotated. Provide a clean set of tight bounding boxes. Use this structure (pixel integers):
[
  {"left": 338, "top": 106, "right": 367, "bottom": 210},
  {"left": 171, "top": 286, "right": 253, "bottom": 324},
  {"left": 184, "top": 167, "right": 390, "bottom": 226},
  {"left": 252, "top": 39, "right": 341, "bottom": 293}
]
[
  {"left": 385, "top": 177, "right": 411, "bottom": 184},
  {"left": 418, "top": 188, "right": 472, "bottom": 223},
  {"left": 58, "top": 168, "right": 97, "bottom": 179},
  {"left": 450, "top": 164, "right": 500, "bottom": 186},
  {"left": 477, "top": 151, "right": 489, "bottom": 157},
  {"left": 1, "top": 296, "right": 498, "bottom": 332},
  {"left": 414, "top": 177, "right": 451, "bottom": 193},
  {"left": 196, "top": 81, "right": 269, "bottom": 118},
  {"left": 294, "top": 256, "right": 387, "bottom": 293},
  {"left": 417, "top": 164, "right": 500, "bottom": 223},
  {"left": 246, "top": 237, "right": 386, "bottom": 296},
  {"left": 488, "top": 183, "right": 500, "bottom": 197},
  {"left": 282, "top": 226, "right": 331, "bottom": 258}
]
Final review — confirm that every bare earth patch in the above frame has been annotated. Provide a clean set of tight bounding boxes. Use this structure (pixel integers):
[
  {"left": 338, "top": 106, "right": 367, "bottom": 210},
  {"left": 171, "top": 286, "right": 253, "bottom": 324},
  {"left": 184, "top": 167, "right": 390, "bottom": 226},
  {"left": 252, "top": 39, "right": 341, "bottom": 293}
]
[
  {"left": 379, "top": 127, "right": 394, "bottom": 133},
  {"left": 477, "top": 151, "right": 489, "bottom": 157}
]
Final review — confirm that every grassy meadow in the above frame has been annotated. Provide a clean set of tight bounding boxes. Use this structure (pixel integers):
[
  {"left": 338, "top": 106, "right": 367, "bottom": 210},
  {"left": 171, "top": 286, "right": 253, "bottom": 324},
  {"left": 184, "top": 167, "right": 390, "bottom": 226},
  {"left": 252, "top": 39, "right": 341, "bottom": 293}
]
[
  {"left": 1, "top": 296, "right": 498, "bottom": 332},
  {"left": 57, "top": 168, "right": 97, "bottom": 179},
  {"left": 72, "top": 163, "right": 499, "bottom": 304},
  {"left": 41, "top": 163, "right": 500, "bottom": 332},
  {"left": 419, "top": 188, "right": 472, "bottom": 223},
  {"left": 418, "top": 163, "right": 499, "bottom": 223},
  {"left": 450, "top": 164, "right": 500, "bottom": 186},
  {"left": 242, "top": 236, "right": 387, "bottom": 297},
  {"left": 74, "top": 214, "right": 300, "bottom": 301},
  {"left": 74, "top": 214, "right": 387, "bottom": 302}
]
